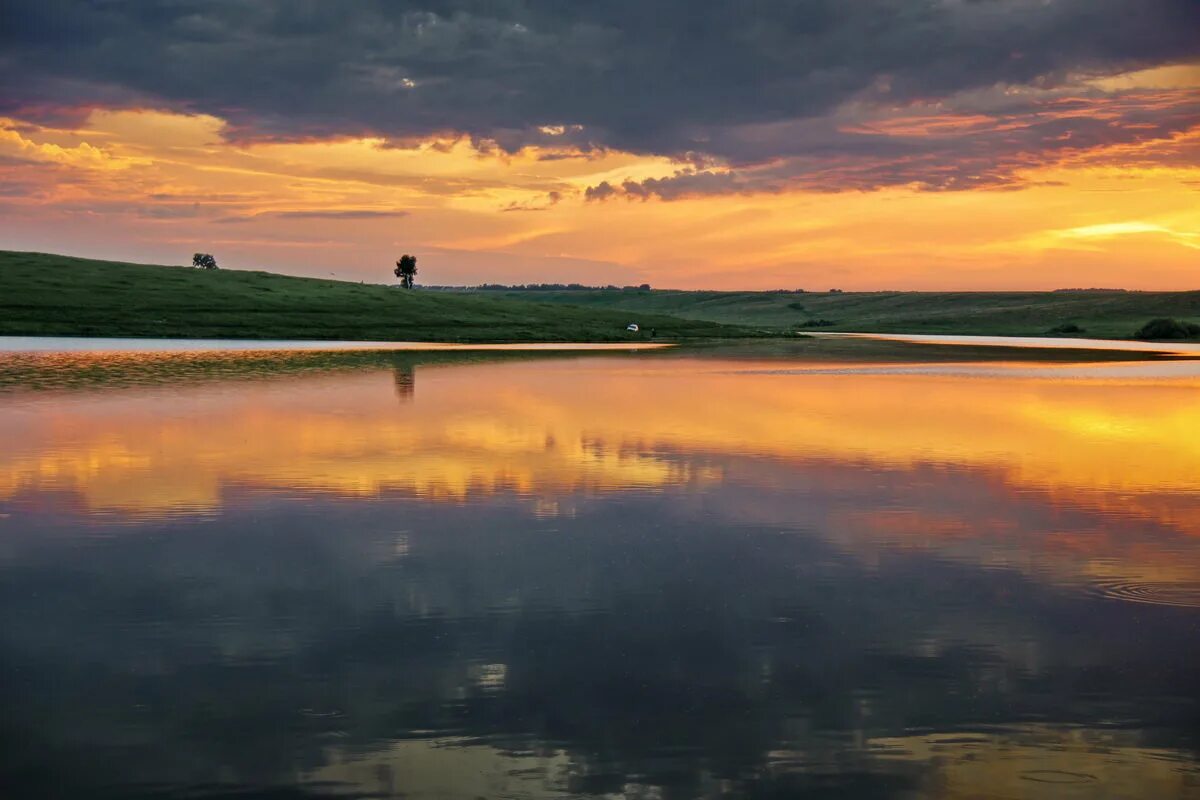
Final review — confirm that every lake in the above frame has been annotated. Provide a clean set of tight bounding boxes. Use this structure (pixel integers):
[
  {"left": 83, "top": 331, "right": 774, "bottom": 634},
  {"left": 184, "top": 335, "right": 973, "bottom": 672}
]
[{"left": 3, "top": 339, "right": 1200, "bottom": 799}]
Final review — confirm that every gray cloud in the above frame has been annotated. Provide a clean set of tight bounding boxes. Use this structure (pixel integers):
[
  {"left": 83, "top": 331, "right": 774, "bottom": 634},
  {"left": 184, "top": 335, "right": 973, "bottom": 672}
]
[
  {"left": 502, "top": 189, "right": 563, "bottom": 211},
  {"left": 602, "top": 84, "right": 1200, "bottom": 197},
  {"left": 584, "top": 181, "right": 618, "bottom": 202},
  {"left": 2, "top": 1, "right": 1197, "bottom": 192}
]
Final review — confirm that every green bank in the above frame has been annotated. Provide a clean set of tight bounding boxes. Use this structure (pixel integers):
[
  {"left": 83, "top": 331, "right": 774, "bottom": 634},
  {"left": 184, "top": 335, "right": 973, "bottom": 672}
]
[
  {"left": 472, "top": 286, "right": 1200, "bottom": 340},
  {"left": 0, "top": 251, "right": 757, "bottom": 342}
]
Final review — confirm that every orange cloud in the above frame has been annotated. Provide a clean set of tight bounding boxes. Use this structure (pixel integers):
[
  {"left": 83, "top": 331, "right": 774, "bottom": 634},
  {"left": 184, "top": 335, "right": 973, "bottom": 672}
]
[{"left": 0, "top": 65, "right": 1198, "bottom": 290}]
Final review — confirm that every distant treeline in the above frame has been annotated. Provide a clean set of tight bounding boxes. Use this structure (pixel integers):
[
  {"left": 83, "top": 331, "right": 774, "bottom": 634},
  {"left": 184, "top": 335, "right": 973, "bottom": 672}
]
[
  {"left": 424, "top": 284, "right": 838, "bottom": 293},
  {"left": 425, "top": 283, "right": 653, "bottom": 291},
  {"left": 1052, "top": 287, "right": 1133, "bottom": 293},
  {"left": 420, "top": 284, "right": 1144, "bottom": 294}
]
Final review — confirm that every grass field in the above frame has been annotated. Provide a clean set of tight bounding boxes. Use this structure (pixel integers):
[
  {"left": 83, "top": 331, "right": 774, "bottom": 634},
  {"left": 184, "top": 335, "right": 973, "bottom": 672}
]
[
  {"left": 0, "top": 251, "right": 756, "bottom": 342},
  {"left": 474, "top": 287, "right": 1200, "bottom": 339},
  {"left": 6, "top": 250, "right": 1199, "bottom": 343}
]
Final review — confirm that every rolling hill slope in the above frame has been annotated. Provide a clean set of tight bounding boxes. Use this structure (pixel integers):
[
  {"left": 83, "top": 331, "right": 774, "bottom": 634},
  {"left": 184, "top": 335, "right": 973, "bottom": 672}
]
[
  {"left": 472, "top": 287, "right": 1200, "bottom": 339},
  {"left": 0, "top": 251, "right": 756, "bottom": 342}
]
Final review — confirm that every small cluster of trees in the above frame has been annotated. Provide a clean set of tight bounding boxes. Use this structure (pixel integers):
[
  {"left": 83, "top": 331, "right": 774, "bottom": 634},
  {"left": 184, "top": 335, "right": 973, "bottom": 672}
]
[
  {"left": 192, "top": 253, "right": 218, "bottom": 270},
  {"left": 1134, "top": 318, "right": 1200, "bottom": 340}
]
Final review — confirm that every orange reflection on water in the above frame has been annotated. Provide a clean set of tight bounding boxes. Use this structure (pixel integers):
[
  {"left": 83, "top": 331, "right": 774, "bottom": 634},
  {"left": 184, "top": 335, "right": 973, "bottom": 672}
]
[
  {"left": 3, "top": 356, "right": 1200, "bottom": 523},
  {"left": 0, "top": 369, "right": 718, "bottom": 516}
]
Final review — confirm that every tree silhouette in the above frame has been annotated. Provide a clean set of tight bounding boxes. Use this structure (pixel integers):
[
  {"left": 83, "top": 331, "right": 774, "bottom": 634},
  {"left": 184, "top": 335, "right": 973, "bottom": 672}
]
[
  {"left": 394, "top": 254, "right": 418, "bottom": 288},
  {"left": 192, "top": 253, "right": 218, "bottom": 270}
]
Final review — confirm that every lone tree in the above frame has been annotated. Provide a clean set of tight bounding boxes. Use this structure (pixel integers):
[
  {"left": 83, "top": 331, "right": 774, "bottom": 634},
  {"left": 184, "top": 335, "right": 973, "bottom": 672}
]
[
  {"left": 192, "top": 253, "right": 218, "bottom": 270},
  {"left": 394, "top": 254, "right": 418, "bottom": 288}
]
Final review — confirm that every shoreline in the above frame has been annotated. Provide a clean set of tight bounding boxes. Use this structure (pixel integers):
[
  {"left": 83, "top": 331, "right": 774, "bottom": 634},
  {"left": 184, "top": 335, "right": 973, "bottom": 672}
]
[
  {"left": 4, "top": 331, "right": 1198, "bottom": 361},
  {"left": 815, "top": 331, "right": 1200, "bottom": 356},
  {"left": 0, "top": 336, "right": 680, "bottom": 354}
]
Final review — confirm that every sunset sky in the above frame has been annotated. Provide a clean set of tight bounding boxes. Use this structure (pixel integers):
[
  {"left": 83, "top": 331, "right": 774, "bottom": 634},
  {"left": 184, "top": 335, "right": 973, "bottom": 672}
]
[{"left": 2, "top": 1, "right": 1198, "bottom": 289}]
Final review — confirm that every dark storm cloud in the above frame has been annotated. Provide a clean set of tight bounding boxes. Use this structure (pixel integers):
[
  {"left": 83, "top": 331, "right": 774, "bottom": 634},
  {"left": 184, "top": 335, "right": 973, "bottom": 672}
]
[
  {"left": 2, "top": 1, "right": 1197, "bottom": 190},
  {"left": 605, "top": 83, "right": 1200, "bottom": 196}
]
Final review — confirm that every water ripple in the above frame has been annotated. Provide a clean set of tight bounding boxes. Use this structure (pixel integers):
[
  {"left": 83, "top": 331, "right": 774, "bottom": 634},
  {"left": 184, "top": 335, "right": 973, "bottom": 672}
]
[{"left": 1091, "top": 580, "right": 1200, "bottom": 609}]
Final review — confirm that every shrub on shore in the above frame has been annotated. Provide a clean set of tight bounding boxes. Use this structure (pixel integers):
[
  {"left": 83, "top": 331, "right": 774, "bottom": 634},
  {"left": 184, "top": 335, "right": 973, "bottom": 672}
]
[
  {"left": 1047, "top": 322, "right": 1085, "bottom": 335},
  {"left": 1133, "top": 318, "right": 1200, "bottom": 340}
]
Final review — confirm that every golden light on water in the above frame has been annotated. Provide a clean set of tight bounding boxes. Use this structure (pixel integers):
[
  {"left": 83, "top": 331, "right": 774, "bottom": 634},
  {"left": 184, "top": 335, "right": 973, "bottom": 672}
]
[
  {"left": 863, "top": 727, "right": 1200, "bottom": 800},
  {"left": 5, "top": 356, "right": 1200, "bottom": 519}
]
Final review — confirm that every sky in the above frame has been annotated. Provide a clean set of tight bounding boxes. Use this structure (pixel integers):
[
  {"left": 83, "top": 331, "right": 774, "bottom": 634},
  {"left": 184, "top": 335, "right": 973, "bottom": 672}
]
[{"left": 1, "top": 1, "right": 1198, "bottom": 290}]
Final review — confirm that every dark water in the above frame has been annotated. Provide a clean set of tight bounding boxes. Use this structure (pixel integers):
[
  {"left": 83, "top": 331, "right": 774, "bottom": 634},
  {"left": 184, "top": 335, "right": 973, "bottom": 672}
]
[{"left": 3, "top": 343, "right": 1200, "bottom": 799}]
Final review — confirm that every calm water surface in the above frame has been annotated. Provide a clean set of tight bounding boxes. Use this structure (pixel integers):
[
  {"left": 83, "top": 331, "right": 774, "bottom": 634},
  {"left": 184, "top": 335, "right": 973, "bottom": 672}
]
[{"left": 3, "top": 341, "right": 1200, "bottom": 799}]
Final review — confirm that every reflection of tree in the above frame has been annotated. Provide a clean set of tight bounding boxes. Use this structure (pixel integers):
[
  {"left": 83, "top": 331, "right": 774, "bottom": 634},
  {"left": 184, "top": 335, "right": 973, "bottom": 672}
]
[{"left": 393, "top": 364, "right": 415, "bottom": 400}]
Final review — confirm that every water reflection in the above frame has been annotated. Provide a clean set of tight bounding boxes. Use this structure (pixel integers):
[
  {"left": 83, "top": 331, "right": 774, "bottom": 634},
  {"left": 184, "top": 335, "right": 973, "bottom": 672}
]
[
  {"left": 2, "top": 345, "right": 1199, "bottom": 799},
  {"left": 393, "top": 364, "right": 415, "bottom": 401}
]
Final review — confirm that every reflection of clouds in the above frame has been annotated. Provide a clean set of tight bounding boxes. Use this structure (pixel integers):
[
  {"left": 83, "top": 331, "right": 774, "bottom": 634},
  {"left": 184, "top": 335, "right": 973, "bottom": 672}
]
[
  {"left": 313, "top": 722, "right": 1200, "bottom": 800},
  {"left": 865, "top": 726, "right": 1200, "bottom": 800},
  {"left": 3, "top": 483, "right": 1199, "bottom": 797},
  {"left": 0, "top": 367, "right": 724, "bottom": 516},
  {"left": 6, "top": 357, "right": 1200, "bottom": 523},
  {"left": 470, "top": 662, "right": 508, "bottom": 692},
  {"left": 5, "top": 354, "right": 1200, "bottom": 612},
  {"left": 700, "top": 455, "right": 1200, "bottom": 617},
  {"left": 9, "top": 356, "right": 1200, "bottom": 797},
  {"left": 308, "top": 738, "right": 575, "bottom": 800}
]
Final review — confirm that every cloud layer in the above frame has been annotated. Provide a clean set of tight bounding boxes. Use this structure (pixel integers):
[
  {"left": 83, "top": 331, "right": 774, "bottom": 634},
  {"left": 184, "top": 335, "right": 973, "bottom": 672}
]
[{"left": 3, "top": 0, "right": 1197, "bottom": 194}]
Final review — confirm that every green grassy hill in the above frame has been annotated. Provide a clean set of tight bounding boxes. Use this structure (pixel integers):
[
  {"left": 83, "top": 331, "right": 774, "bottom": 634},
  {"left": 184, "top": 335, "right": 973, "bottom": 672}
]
[
  {"left": 473, "top": 287, "right": 1200, "bottom": 340},
  {"left": 0, "top": 251, "right": 756, "bottom": 342},
  {"left": 7, "top": 250, "right": 1196, "bottom": 343}
]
